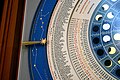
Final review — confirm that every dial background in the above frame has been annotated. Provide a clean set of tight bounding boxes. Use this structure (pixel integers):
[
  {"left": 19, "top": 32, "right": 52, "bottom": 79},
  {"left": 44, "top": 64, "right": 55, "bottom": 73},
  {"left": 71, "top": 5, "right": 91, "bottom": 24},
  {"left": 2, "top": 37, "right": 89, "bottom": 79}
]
[{"left": 18, "top": 0, "right": 120, "bottom": 80}]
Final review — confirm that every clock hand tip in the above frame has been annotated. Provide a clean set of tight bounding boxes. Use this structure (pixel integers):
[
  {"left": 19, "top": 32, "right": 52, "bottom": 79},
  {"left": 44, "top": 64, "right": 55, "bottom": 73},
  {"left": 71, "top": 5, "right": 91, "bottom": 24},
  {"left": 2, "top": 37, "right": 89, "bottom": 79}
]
[{"left": 40, "top": 38, "right": 47, "bottom": 45}]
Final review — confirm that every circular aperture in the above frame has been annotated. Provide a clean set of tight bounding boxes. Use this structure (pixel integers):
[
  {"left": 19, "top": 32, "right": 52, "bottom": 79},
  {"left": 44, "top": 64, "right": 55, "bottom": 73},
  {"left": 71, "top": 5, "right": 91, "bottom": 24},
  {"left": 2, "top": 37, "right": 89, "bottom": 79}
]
[
  {"left": 116, "top": 69, "right": 120, "bottom": 77},
  {"left": 103, "top": 35, "right": 111, "bottom": 42},
  {"left": 97, "top": 49, "right": 104, "bottom": 56},
  {"left": 108, "top": 47, "right": 116, "bottom": 54},
  {"left": 103, "top": 23, "right": 110, "bottom": 30},
  {"left": 114, "top": 33, "right": 120, "bottom": 40},
  {"left": 104, "top": 60, "right": 112, "bottom": 67},
  {"left": 93, "top": 37, "right": 100, "bottom": 44},
  {"left": 107, "top": 12, "right": 114, "bottom": 19},
  {"left": 93, "top": 26, "right": 99, "bottom": 32},
  {"left": 118, "top": 58, "right": 120, "bottom": 64},
  {"left": 96, "top": 14, "right": 103, "bottom": 21},
  {"left": 102, "top": 4, "right": 109, "bottom": 11},
  {"left": 111, "top": 0, "right": 117, "bottom": 2}
]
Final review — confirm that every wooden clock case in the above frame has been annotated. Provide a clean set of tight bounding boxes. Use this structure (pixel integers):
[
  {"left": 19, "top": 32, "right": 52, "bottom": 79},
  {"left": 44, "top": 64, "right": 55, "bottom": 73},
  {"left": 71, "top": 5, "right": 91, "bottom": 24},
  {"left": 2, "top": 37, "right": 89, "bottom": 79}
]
[{"left": 0, "top": 0, "right": 25, "bottom": 80}]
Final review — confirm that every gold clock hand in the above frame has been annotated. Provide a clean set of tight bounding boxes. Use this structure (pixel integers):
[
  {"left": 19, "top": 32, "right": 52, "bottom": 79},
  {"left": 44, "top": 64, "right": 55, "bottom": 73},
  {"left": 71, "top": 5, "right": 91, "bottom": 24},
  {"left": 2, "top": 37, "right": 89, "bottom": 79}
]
[{"left": 22, "top": 38, "right": 47, "bottom": 46}]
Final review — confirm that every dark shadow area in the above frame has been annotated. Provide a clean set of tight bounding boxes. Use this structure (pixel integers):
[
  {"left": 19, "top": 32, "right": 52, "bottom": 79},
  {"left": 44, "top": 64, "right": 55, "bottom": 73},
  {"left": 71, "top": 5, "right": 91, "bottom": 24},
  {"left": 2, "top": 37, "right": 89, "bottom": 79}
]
[{"left": 0, "top": 0, "right": 4, "bottom": 22}]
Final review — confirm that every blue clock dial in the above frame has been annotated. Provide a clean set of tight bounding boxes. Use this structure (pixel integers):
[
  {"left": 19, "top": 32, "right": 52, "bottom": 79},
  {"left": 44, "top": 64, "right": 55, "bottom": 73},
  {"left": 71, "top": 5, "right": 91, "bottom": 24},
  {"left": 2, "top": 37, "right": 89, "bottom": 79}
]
[
  {"left": 28, "top": 0, "right": 57, "bottom": 80},
  {"left": 89, "top": 0, "right": 120, "bottom": 79}
]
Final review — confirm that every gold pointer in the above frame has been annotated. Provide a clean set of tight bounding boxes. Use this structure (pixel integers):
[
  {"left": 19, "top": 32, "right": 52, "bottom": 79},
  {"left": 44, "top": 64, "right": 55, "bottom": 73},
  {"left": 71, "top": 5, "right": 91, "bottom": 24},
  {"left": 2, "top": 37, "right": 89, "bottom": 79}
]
[{"left": 22, "top": 38, "right": 47, "bottom": 46}]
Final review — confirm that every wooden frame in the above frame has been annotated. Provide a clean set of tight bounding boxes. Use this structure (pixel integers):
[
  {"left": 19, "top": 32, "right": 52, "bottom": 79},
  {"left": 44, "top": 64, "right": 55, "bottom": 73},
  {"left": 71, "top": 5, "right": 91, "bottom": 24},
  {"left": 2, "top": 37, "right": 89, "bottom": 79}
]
[{"left": 0, "top": 0, "right": 25, "bottom": 80}]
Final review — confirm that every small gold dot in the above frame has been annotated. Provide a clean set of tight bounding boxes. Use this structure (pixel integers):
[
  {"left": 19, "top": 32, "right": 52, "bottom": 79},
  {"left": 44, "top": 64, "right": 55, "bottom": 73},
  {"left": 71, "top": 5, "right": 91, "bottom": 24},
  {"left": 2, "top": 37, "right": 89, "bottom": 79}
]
[{"left": 42, "top": 22, "right": 44, "bottom": 24}]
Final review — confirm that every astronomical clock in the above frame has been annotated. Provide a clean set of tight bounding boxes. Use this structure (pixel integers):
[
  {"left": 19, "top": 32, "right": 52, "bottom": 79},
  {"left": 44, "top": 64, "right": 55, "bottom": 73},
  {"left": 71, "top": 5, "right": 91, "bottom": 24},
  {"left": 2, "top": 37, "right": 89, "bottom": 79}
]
[{"left": 0, "top": 0, "right": 120, "bottom": 80}]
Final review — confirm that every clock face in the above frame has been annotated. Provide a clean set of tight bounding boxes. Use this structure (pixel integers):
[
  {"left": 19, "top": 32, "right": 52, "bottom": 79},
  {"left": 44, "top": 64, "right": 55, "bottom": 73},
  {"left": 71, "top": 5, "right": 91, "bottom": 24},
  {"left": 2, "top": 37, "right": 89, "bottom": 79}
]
[{"left": 28, "top": 0, "right": 120, "bottom": 80}]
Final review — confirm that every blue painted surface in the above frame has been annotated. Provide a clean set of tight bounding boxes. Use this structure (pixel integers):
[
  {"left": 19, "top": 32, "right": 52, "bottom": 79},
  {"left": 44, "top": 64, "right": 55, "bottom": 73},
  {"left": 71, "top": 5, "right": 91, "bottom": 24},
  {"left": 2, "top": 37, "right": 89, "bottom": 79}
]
[
  {"left": 89, "top": 0, "right": 120, "bottom": 79},
  {"left": 28, "top": 0, "right": 57, "bottom": 80}
]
